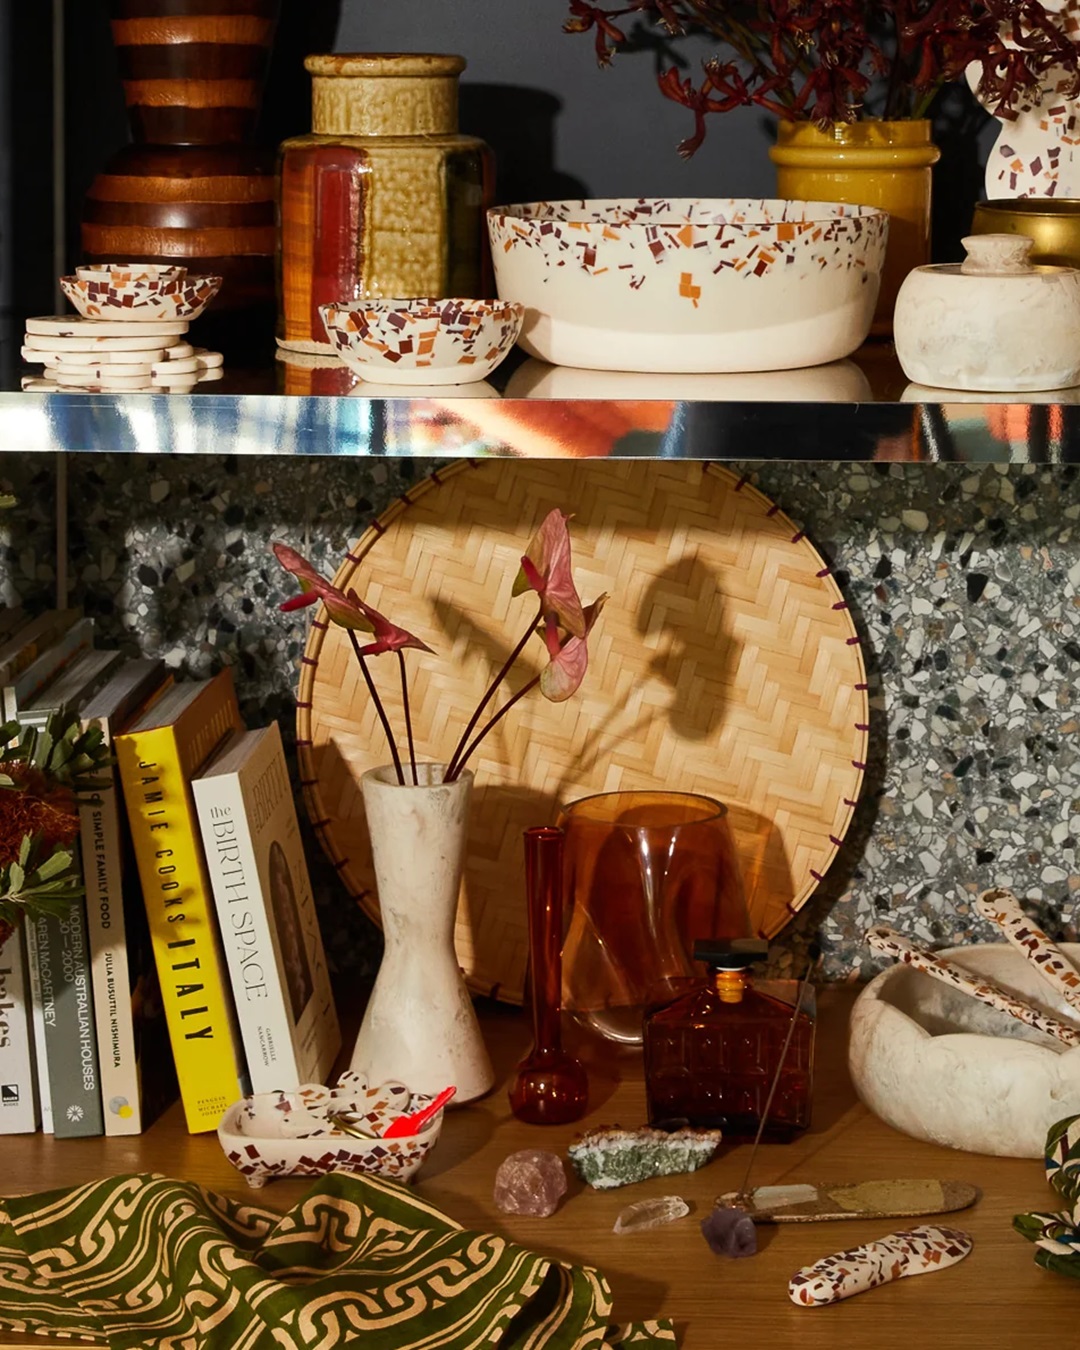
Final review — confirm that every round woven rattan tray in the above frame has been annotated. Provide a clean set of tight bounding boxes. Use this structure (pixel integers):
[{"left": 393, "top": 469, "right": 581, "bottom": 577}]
[{"left": 297, "top": 460, "right": 868, "bottom": 1004}]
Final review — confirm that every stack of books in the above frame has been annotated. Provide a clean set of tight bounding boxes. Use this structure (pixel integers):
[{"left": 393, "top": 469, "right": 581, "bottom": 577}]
[{"left": 0, "top": 606, "right": 341, "bottom": 1138}]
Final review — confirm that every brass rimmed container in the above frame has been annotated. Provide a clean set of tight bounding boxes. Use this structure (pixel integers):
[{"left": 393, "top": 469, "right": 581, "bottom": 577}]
[{"left": 971, "top": 198, "right": 1080, "bottom": 269}]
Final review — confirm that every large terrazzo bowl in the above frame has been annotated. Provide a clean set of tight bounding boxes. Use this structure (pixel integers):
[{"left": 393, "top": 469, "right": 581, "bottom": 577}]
[
  {"left": 320, "top": 298, "right": 524, "bottom": 385},
  {"left": 487, "top": 198, "right": 888, "bottom": 373},
  {"left": 849, "top": 942, "right": 1080, "bottom": 1158}
]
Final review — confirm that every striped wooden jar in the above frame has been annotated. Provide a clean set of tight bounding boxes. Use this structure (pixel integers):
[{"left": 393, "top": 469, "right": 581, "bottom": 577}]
[
  {"left": 278, "top": 54, "right": 494, "bottom": 354},
  {"left": 81, "top": 1, "right": 280, "bottom": 323}
]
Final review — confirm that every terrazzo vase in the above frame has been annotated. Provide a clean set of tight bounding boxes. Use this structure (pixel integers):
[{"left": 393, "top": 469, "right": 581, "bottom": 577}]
[
  {"left": 352, "top": 764, "right": 494, "bottom": 1104},
  {"left": 769, "top": 120, "right": 940, "bottom": 336},
  {"left": 277, "top": 54, "right": 494, "bottom": 353},
  {"left": 81, "top": 0, "right": 280, "bottom": 332}
]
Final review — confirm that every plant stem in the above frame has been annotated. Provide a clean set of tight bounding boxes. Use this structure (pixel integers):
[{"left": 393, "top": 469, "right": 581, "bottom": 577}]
[
  {"left": 397, "top": 649, "right": 417, "bottom": 784},
  {"left": 348, "top": 631, "right": 404, "bottom": 785},
  {"left": 445, "top": 605, "right": 541, "bottom": 782},
  {"left": 450, "top": 673, "right": 541, "bottom": 783}
]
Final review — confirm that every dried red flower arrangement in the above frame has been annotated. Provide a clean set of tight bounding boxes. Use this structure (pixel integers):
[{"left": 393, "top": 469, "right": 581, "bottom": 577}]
[{"left": 565, "top": 1, "right": 1080, "bottom": 154}]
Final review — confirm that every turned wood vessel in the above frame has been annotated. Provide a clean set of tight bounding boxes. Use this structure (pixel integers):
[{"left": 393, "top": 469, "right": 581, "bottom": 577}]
[{"left": 81, "top": 1, "right": 280, "bottom": 325}]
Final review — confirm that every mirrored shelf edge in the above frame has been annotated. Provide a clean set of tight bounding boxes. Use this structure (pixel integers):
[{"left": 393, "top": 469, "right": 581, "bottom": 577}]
[{"left": 0, "top": 392, "right": 1076, "bottom": 463}]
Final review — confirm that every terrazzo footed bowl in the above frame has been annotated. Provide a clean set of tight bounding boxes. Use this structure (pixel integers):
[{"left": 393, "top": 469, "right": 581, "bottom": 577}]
[
  {"left": 217, "top": 1074, "right": 445, "bottom": 1188},
  {"left": 320, "top": 298, "right": 524, "bottom": 385},
  {"left": 849, "top": 942, "right": 1080, "bottom": 1158},
  {"left": 60, "top": 271, "right": 222, "bottom": 322},
  {"left": 487, "top": 198, "right": 889, "bottom": 373}
]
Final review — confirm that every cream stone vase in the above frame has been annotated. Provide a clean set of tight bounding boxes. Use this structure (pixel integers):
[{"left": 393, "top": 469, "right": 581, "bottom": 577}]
[
  {"left": 893, "top": 233, "right": 1080, "bottom": 392},
  {"left": 351, "top": 764, "right": 494, "bottom": 1103}
]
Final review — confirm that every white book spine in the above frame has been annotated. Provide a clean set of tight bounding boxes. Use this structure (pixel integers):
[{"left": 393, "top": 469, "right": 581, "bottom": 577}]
[
  {"left": 0, "top": 924, "right": 40, "bottom": 1133},
  {"left": 194, "top": 775, "right": 302, "bottom": 1093},
  {"left": 21, "top": 918, "right": 53, "bottom": 1133},
  {"left": 80, "top": 766, "right": 141, "bottom": 1135}
]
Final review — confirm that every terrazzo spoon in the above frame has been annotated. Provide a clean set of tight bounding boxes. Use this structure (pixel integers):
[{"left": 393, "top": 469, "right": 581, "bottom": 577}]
[
  {"left": 975, "top": 888, "right": 1080, "bottom": 1020},
  {"left": 865, "top": 926, "right": 1080, "bottom": 1048},
  {"left": 788, "top": 1225, "right": 973, "bottom": 1306}
]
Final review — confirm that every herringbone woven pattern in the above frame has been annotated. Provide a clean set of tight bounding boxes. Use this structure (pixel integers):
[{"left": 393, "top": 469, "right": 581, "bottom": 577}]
[{"left": 297, "top": 461, "right": 867, "bottom": 1003}]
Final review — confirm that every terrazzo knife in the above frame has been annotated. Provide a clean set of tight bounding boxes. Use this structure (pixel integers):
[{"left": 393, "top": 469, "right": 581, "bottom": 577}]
[
  {"left": 788, "top": 1225, "right": 974, "bottom": 1306},
  {"left": 975, "top": 887, "right": 1080, "bottom": 1021},
  {"left": 865, "top": 925, "right": 1080, "bottom": 1049}
]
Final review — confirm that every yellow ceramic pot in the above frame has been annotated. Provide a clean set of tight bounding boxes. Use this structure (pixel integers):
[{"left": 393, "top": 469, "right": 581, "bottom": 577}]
[{"left": 769, "top": 120, "right": 940, "bottom": 336}]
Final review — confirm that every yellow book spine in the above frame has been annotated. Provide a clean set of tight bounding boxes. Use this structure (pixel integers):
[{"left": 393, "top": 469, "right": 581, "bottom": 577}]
[{"left": 116, "top": 723, "right": 245, "bottom": 1133}]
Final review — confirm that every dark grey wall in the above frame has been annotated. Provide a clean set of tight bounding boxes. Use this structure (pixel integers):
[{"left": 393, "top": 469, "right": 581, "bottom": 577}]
[
  {"left": 335, "top": 1, "right": 773, "bottom": 200},
  {"left": 334, "top": 1, "right": 994, "bottom": 258}
]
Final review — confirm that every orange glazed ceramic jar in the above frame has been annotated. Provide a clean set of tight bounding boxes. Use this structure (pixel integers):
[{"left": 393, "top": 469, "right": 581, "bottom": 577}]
[
  {"left": 769, "top": 119, "right": 940, "bottom": 336},
  {"left": 277, "top": 54, "right": 494, "bottom": 354}
]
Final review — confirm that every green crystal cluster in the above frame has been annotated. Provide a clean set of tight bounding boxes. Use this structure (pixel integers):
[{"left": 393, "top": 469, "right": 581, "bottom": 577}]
[{"left": 568, "top": 1127, "right": 723, "bottom": 1191}]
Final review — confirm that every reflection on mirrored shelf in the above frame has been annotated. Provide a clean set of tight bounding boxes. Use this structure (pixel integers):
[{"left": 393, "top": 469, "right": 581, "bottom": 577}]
[{"left": 3, "top": 337, "right": 1080, "bottom": 462}]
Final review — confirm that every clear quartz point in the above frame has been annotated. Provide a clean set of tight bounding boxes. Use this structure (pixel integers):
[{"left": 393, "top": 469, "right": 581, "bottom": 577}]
[{"left": 613, "top": 1195, "right": 690, "bottom": 1234}]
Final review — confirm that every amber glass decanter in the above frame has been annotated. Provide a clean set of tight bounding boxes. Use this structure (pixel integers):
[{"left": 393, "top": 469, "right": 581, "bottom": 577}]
[
  {"left": 509, "top": 827, "right": 588, "bottom": 1125},
  {"left": 643, "top": 938, "right": 814, "bottom": 1142}
]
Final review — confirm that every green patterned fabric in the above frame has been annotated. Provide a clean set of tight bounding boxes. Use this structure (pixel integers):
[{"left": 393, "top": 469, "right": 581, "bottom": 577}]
[
  {"left": 0, "top": 1172, "right": 676, "bottom": 1349},
  {"left": 1013, "top": 1113, "right": 1080, "bottom": 1280}
]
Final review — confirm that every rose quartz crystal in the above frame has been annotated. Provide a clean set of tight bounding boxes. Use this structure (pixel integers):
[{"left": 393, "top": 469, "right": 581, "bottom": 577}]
[{"left": 493, "top": 1149, "right": 568, "bottom": 1217}]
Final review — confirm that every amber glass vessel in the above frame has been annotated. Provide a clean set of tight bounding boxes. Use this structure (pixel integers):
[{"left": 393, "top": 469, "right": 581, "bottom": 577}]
[
  {"left": 558, "top": 791, "right": 750, "bottom": 1046},
  {"left": 509, "top": 827, "right": 588, "bottom": 1125},
  {"left": 643, "top": 938, "right": 814, "bottom": 1142}
]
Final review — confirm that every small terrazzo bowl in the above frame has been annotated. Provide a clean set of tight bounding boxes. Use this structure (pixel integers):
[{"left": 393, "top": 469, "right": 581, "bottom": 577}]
[
  {"left": 75, "top": 262, "right": 187, "bottom": 285},
  {"left": 487, "top": 198, "right": 888, "bottom": 373},
  {"left": 217, "top": 1079, "right": 445, "bottom": 1188},
  {"left": 319, "top": 298, "right": 524, "bottom": 385},
  {"left": 60, "top": 272, "right": 222, "bottom": 322},
  {"left": 849, "top": 942, "right": 1080, "bottom": 1158}
]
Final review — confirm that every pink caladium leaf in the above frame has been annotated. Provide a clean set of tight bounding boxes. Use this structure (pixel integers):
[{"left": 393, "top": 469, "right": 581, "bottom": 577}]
[
  {"left": 539, "top": 594, "right": 608, "bottom": 702},
  {"left": 513, "top": 508, "right": 587, "bottom": 638},
  {"left": 349, "top": 592, "right": 435, "bottom": 657},
  {"left": 272, "top": 542, "right": 375, "bottom": 632}
]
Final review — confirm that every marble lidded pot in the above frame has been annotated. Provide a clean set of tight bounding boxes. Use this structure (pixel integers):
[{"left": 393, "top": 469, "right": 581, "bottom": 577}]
[{"left": 893, "top": 233, "right": 1080, "bottom": 392}]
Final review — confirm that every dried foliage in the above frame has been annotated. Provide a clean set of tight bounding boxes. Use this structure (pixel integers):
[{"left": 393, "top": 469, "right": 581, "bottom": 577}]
[{"left": 565, "top": 1, "right": 1080, "bottom": 152}]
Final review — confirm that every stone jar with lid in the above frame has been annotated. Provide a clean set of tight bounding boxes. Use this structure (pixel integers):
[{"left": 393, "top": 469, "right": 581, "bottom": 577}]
[
  {"left": 278, "top": 54, "right": 494, "bottom": 353},
  {"left": 894, "top": 233, "right": 1080, "bottom": 392}
]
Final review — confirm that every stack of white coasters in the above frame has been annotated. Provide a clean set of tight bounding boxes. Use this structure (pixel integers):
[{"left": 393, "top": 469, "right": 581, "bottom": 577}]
[{"left": 21, "top": 316, "right": 224, "bottom": 393}]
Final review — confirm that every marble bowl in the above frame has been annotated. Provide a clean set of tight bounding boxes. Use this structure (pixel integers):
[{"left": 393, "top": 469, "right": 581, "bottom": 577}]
[
  {"left": 217, "top": 1074, "right": 446, "bottom": 1188},
  {"left": 849, "top": 942, "right": 1080, "bottom": 1158},
  {"left": 60, "top": 272, "right": 222, "bottom": 322},
  {"left": 487, "top": 198, "right": 888, "bottom": 373},
  {"left": 319, "top": 298, "right": 524, "bottom": 385}
]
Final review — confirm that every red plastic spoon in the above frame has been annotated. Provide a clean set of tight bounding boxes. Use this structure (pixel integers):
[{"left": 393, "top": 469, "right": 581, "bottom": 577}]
[{"left": 383, "top": 1086, "right": 457, "bottom": 1138}]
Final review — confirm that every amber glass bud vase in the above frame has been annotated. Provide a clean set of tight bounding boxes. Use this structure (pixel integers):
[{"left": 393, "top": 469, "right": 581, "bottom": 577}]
[{"left": 509, "top": 827, "right": 588, "bottom": 1125}]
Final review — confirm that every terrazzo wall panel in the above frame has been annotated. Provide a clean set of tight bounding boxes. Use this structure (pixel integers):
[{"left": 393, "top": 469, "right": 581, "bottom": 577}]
[{"left": 2, "top": 453, "right": 1078, "bottom": 989}]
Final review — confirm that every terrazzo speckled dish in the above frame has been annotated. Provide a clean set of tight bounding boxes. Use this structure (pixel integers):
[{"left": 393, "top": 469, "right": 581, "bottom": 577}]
[
  {"left": 487, "top": 198, "right": 888, "bottom": 373},
  {"left": 217, "top": 1072, "right": 445, "bottom": 1188},
  {"left": 849, "top": 941, "right": 1080, "bottom": 1158},
  {"left": 60, "top": 272, "right": 222, "bottom": 322},
  {"left": 320, "top": 298, "right": 524, "bottom": 385},
  {"left": 75, "top": 262, "right": 187, "bottom": 284}
]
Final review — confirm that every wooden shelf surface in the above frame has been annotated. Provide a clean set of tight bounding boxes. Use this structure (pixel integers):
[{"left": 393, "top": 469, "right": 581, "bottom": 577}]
[{"left": 0, "top": 989, "right": 1073, "bottom": 1348}]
